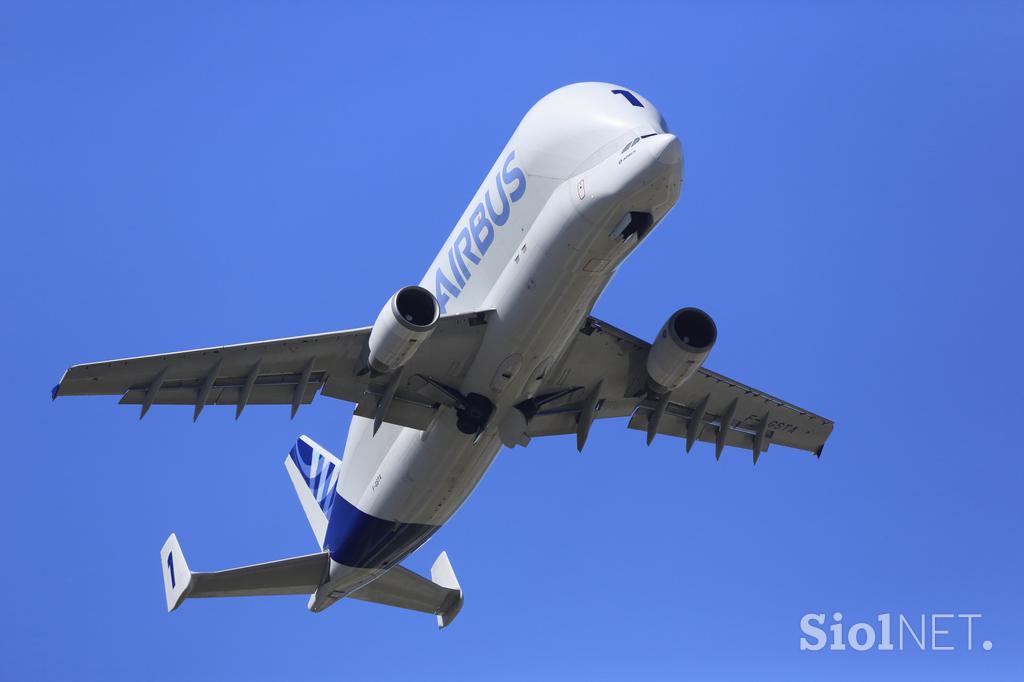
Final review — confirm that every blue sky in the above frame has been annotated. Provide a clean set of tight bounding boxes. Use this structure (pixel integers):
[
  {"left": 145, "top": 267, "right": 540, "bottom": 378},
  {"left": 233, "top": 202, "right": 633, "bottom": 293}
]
[{"left": 2, "top": 1, "right": 1022, "bottom": 679}]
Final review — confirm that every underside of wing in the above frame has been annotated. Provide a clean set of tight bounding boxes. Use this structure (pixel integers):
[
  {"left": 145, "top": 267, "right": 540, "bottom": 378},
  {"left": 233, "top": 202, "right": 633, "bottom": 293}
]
[
  {"left": 525, "top": 316, "right": 834, "bottom": 461},
  {"left": 55, "top": 329, "right": 358, "bottom": 418},
  {"left": 631, "top": 366, "right": 834, "bottom": 457},
  {"left": 53, "top": 310, "right": 494, "bottom": 426}
]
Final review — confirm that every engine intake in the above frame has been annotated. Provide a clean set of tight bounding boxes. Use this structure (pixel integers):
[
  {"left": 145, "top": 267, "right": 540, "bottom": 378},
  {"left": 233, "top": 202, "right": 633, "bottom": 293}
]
[
  {"left": 646, "top": 307, "right": 717, "bottom": 392},
  {"left": 367, "top": 286, "right": 440, "bottom": 374}
]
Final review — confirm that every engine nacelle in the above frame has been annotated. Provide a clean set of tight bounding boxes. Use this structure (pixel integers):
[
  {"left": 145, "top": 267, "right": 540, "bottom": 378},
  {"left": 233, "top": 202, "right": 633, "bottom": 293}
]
[
  {"left": 646, "top": 307, "right": 717, "bottom": 392},
  {"left": 367, "top": 286, "right": 440, "bottom": 374}
]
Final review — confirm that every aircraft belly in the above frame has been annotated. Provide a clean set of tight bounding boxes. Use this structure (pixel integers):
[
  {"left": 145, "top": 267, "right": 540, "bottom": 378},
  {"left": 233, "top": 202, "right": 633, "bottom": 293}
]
[
  {"left": 331, "top": 83, "right": 678, "bottom": 546},
  {"left": 354, "top": 418, "right": 503, "bottom": 526},
  {"left": 334, "top": 191, "right": 654, "bottom": 532}
]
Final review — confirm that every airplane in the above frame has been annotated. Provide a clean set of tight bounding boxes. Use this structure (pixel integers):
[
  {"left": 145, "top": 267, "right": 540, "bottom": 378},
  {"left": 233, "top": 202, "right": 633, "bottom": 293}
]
[{"left": 52, "top": 82, "right": 833, "bottom": 628}]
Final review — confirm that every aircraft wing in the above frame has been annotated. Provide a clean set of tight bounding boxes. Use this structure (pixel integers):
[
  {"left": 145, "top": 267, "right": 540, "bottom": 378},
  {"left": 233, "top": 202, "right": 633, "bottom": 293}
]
[
  {"left": 525, "top": 316, "right": 834, "bottom": 461},
  {"left": 53, "top": 310, "right": 493, "bottom": 427}
]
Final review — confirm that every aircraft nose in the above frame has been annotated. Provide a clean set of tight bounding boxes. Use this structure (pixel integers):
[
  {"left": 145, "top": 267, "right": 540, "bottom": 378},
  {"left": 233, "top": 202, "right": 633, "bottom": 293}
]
[{"left": 646, "top": 133, "right": 681, "bottom": 166}]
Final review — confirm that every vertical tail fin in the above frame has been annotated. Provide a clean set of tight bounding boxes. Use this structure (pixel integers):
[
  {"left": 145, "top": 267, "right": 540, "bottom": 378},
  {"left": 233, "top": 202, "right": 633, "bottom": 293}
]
[{"left": 284, "top": 435, "right": 342, "bottom": 548}]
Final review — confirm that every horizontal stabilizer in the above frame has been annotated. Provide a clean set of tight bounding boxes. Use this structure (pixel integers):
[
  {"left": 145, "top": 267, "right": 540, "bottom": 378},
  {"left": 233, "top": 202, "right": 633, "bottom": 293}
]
[
  {"left": 348, "top": 551, "right": 463, "bottom": 628},
  {"left": 160, "top": 533, "right": 329, "bottom": 612}
]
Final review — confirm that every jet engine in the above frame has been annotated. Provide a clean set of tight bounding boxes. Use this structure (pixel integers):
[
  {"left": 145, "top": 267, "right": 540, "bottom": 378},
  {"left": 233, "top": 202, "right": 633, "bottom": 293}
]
[
  {"left": 366, "top": 286, "right": 440, "bottom": 374},
  {"left": 646, "top": 307, "right": 717, "bottom": 392}
]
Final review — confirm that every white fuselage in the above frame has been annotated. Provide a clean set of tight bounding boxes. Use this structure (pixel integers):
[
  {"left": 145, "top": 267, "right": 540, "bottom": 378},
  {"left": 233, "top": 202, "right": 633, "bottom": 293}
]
[{"left": 312, "top": 82, "right": 682, "bottom": 609}]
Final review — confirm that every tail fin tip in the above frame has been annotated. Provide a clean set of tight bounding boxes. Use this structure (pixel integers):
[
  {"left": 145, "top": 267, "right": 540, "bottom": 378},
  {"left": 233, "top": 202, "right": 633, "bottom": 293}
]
[
  {"left": 430, "top": 551, "right": 463, "bottom": 629},
  {"left": 160, "top": 533, "right": 193, "bottom": 613}
]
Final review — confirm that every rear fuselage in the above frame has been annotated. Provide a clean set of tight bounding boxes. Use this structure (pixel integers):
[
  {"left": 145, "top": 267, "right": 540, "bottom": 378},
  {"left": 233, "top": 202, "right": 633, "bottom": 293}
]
[{"left": 310, "top": 82, "right": 682, "bottom": 610}]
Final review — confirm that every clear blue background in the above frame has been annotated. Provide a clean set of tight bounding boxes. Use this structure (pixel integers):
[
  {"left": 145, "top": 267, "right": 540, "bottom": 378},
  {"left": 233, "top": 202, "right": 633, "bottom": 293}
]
[{"left": 3, "top": 2, "right": 1022, "bottom": 679}]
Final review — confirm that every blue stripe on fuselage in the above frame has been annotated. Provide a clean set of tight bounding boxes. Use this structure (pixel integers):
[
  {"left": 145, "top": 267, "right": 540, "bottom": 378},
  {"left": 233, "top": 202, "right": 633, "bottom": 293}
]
[{"left": 323, "top": 493, "right": 439, "bottom": 569}]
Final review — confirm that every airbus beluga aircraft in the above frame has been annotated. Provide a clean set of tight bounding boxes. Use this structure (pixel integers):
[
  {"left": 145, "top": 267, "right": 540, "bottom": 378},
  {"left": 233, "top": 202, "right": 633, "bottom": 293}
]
[{"left": 53, "top": 82, "right": 833, "bottom": 628}]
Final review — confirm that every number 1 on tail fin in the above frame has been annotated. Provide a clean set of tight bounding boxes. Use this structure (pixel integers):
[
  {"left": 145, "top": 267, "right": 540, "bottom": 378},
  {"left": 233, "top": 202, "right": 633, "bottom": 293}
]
[{"left": 160, "top": 533, "right": 193, "bottom": 612}]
